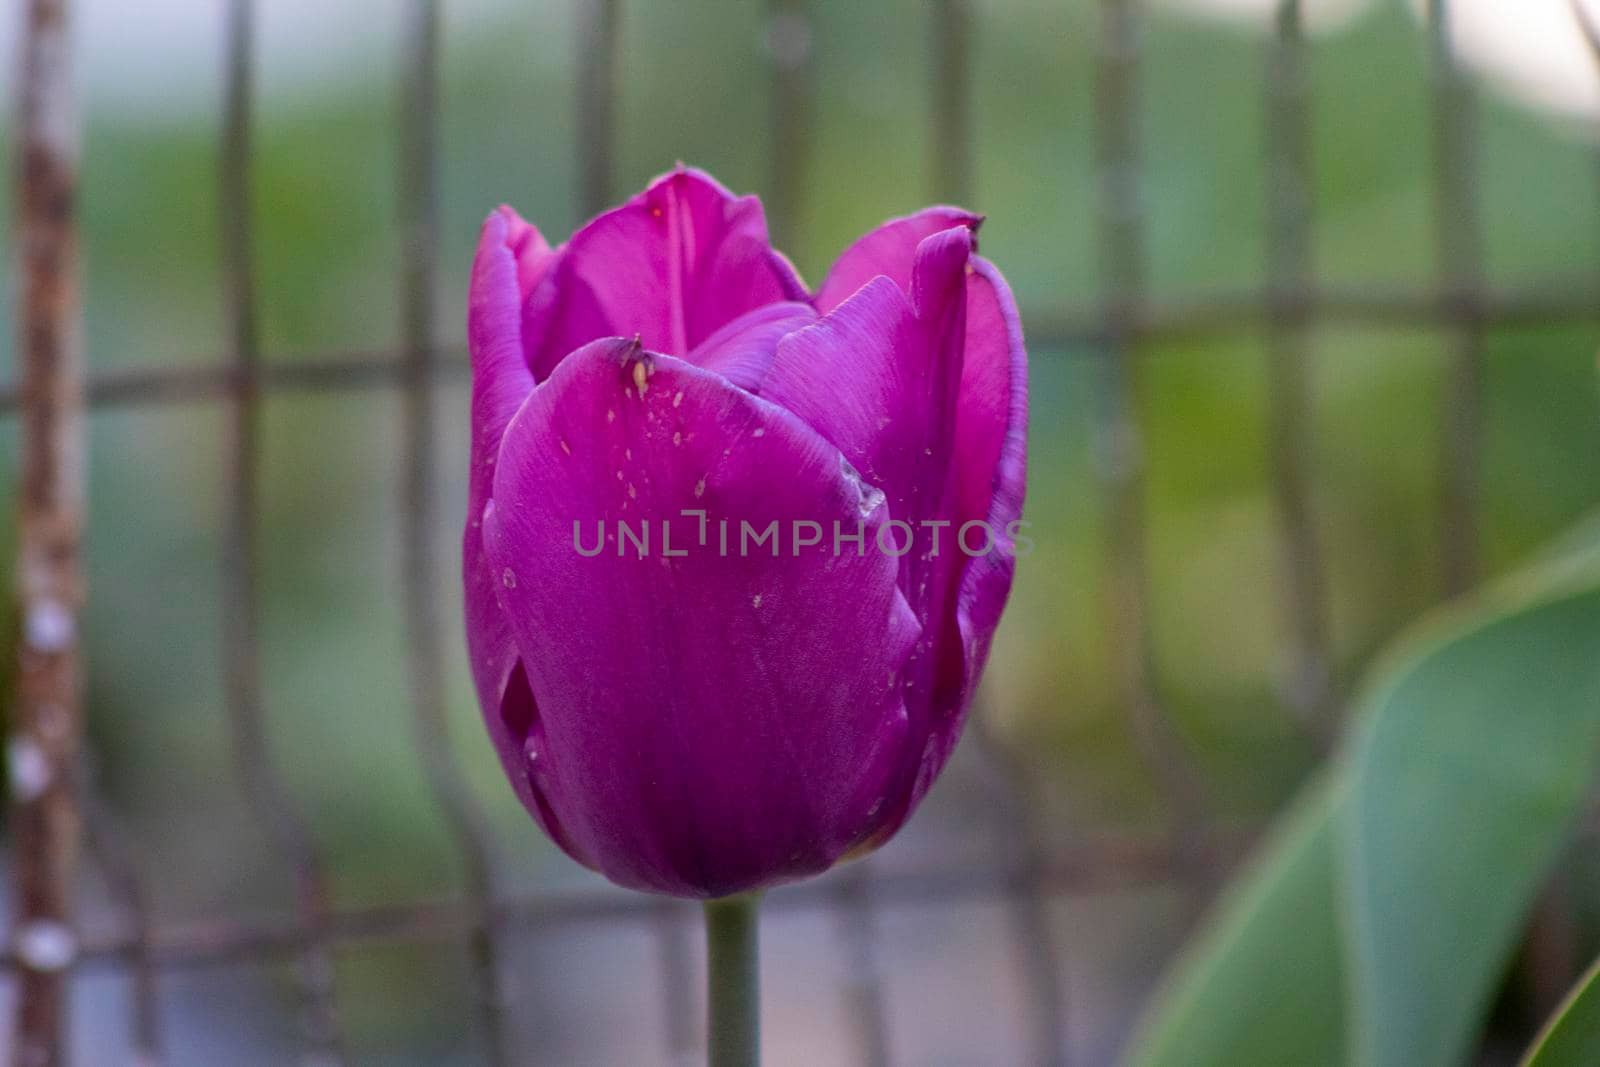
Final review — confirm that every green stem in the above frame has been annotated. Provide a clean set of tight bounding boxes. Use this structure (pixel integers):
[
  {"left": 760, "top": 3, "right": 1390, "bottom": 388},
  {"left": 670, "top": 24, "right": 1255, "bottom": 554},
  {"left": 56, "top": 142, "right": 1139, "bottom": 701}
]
[{"left": 705, "top": 893, "right": 760, "bottom": 1067}]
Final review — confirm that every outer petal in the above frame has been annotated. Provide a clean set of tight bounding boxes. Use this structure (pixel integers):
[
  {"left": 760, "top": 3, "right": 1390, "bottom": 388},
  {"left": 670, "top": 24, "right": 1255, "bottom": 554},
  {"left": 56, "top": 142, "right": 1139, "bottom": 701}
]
[
  {"left": 813, "top": 206, "right": 982, "bottom": 314},
  {"left": 906, "top": 255, "right": 1030, "bottom": 808},
  {"left": 759, "top": 226, "right": 975, "bottom": 842},
  {"left": 483, "top": 339, "right": 921, "bottom": 897},
  {"left": 528, "top": 167, "right": 808, "bottom": 378},
  {"left": 774, "top": 219, "right": 1029, "bottom": 843},
  {"left": 464, "top": 207, "right": 563, "bottom": 840}
]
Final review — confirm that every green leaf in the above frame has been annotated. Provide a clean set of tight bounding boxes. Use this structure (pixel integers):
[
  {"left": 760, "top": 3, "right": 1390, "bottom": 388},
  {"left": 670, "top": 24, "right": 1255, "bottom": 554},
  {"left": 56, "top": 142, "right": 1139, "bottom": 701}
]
[
  {"left": 1488, "top": 508, "right": 1600, "bottom": 611},
  {"left": 1520, "top": 954, "right": 1600, "bottom": 1067},
  {"left": 1124, "top": 776, "right": 1348, "bottom": 1067},
  {"left": 1128, "top": 510, "right": 1600, "bottom": 1067},
  {"left": 1345, "top": 585, "right": 1600, "bottom": 1067}
]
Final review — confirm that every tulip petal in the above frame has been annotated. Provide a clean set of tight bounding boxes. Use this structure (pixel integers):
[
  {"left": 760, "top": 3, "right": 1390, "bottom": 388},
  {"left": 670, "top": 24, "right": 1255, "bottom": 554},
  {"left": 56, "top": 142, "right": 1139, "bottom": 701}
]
[
  {"left": 908, "top": 254, "right": 1030, "bottom": 806},
  {"left": 463, "top": 207, "right": 565, "bottom": 841},
  {"left": 483, "top": 338, "right": 921, "bottom": 897},
  {"left": 687, "top": 300, "right": 816, "bottom": 391},
  {"left": 528, "top": 168, "right": 808, "bottom": 378},
  {"left": 760, "top": 226, "right": 972, "bottom": 607},
  {"left": 814, "top": 206, "right": 982, "bottom": 313},
  {"left": 499, "top": 204, "right": 561, "bottom": 301},
  {"left": 755, "top": 227, "right": 976, "bottom": 844}
]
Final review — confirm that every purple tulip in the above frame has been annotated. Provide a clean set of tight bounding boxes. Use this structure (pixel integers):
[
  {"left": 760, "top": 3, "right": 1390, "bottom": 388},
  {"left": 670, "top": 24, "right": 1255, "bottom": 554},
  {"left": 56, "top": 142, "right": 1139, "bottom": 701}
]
[{"left": 464, "top": 167, "right": 1027, "bottom": 899}]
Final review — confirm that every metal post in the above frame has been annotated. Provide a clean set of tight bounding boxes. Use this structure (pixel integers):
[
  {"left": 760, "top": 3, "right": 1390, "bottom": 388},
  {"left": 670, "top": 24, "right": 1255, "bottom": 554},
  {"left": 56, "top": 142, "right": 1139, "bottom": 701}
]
[{"left": 11, "top": 0, "right": 86, "bottom": 1062}]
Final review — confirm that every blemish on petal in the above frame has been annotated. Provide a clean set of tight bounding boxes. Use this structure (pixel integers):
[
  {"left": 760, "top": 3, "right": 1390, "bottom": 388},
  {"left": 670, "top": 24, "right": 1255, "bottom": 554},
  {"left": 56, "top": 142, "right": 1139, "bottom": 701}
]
[
  {"left": 693, "top": 477, "right": 706, "bottom": 499},
  {"left": 751, "top": 427, "right": 765, "bottom": 438},
  {"left": 839, "top": 456, "right": 887, "bottom": 518},
  {"left": 501, "top": 568, "right": 517, "bottom": 589},
  {"left": 625, "top": 448, "right": 633, "bottom": 460},
  {"left": 559, "top": 438, "right": 571, "bottom": 455},
  {"left": 672, "top": 432, "right": 682, "bottom": 446},
  {"left": 752, "top": 594, "right": 763, "bottom": 608},
  {"left": 672, "top": 390, "right": 684, "bottom": 408},
  {"left": 606, "top": 409, "right": 616, "bottom": 423},
  {"left": 627, "top": 483, "right": 638, "bottom": 500},
  {"left": 621, "top": 338, "right": 653, "bottom": 397}
]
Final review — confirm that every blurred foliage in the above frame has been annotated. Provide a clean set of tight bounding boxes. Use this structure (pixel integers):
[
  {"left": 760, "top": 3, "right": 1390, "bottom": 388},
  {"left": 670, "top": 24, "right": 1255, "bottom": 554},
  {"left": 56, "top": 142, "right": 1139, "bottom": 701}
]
[
  {"left": 0, "top": 0, "right": 1597, "bottom": 1060},
  {"left": 1128, "top": 512, "right": 1600, "bottom": 1066}
]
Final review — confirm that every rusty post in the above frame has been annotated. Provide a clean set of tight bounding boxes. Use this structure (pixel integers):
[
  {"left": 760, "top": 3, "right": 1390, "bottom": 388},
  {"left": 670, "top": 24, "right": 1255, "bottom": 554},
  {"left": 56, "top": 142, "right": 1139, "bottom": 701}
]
[
  {"left": 1427, "top": 0, "right": 1486, "bottom": 596},
  {"left": 218, "top": 0, "right": 343, "bottom": 1056},
  {"left": 397, "top": 1, "right": 515, "bottom": 1059},
  {"left": 1263, "top": 0, "right": 1335, "bottom": 747},
  {"left": 1094, "top": 0, "right": 1216, "bottom": 910},
  {"left": 11, "top": 0, "right": 86, "bottom": 1063}
]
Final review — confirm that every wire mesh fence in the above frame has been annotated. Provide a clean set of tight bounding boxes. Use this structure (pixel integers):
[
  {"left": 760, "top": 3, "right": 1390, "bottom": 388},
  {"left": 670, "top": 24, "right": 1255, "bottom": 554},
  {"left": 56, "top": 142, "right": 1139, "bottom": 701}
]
[{"left": 6, "top": 0, "right": 1600, "bottom": 1064}]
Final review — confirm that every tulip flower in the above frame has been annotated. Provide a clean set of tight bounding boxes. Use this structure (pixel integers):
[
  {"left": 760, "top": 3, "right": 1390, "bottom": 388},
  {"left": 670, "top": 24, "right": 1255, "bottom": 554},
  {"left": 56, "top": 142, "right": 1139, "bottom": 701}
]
[{"left": 463, "top": 166, "right": 1026, "bottom": 1063}]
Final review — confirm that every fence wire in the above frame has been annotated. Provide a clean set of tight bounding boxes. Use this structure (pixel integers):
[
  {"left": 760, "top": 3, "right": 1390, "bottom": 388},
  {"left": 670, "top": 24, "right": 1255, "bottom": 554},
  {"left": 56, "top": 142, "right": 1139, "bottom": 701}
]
[{"left": 7, "top": 0, "right": 1600, "bottom": 1065}]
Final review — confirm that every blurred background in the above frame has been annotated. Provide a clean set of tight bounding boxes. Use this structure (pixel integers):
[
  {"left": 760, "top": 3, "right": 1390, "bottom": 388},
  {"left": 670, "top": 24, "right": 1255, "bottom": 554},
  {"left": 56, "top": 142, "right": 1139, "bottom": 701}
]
[{"left": 3, "top": 0, "right": 1600, "bottom": 1063}]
